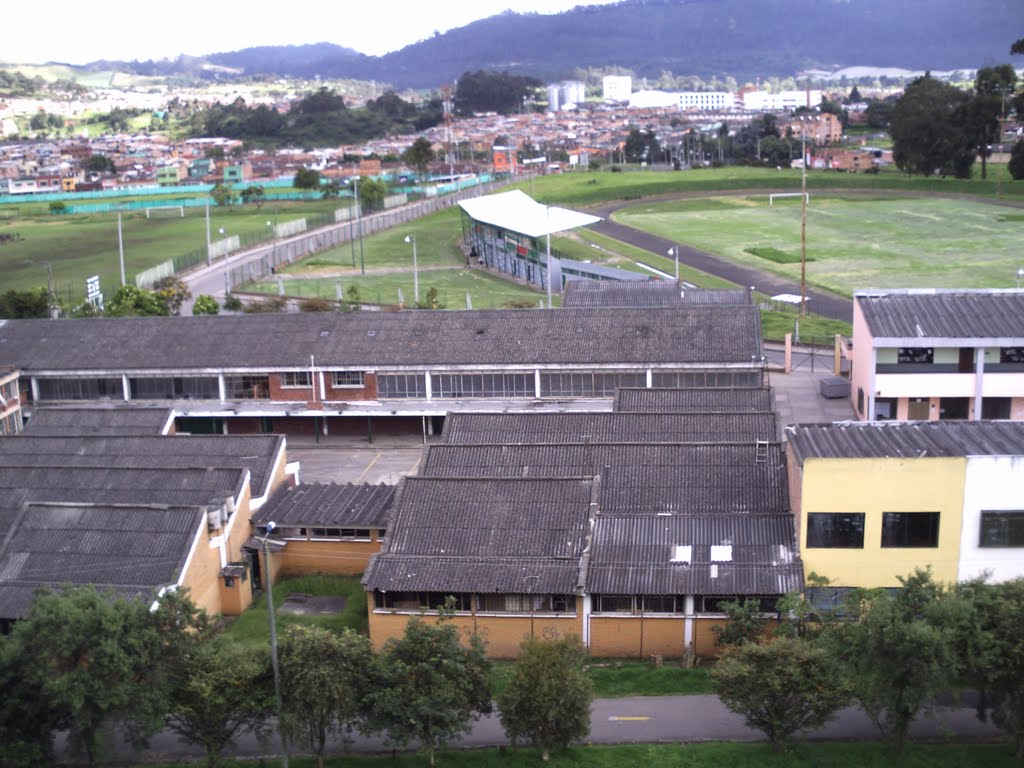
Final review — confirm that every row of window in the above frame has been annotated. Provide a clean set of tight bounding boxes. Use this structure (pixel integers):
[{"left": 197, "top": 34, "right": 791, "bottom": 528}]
[
  {"left": 872, "top": 397, "right": 1013, "bottom": 421},
  {"left": 278, "top": 371, "right": 366, "bottom": 389},
  {"left": 895, "top": 347, "right": 1024, "bottom": 365},
  {"left": 371, "top": 592, "right": 778, "bottom": 615},
  {"left": 807, "top": 511, "right": 1024, "bottom": 549},
  {"left": 277, "top": 526, "right": 384, "bottom": 541}
]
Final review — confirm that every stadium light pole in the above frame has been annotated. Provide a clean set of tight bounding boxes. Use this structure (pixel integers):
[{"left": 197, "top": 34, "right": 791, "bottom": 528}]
[
  {"left": 545, "top": 205, "right": 553, "bottom": 308},
  {"left": 205, "top": 202, "right": 212, "bottom": 266},
  {"left": 117, "top": 211, "right": 126, "bottom": 286},
  {"left": 353, "top": 176, "right": 365, "bottom": 275},
  {"left": 404, "top": 235, "right": 419, "bottom": 304}
]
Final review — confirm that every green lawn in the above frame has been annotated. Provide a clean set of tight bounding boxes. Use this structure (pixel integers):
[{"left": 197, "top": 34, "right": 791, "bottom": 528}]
[
  {"left": 220, "top": 575, "right": 368, "bottom": 650},
  {"left": 613, "top": 195, "right": 1024, "bottom": 295},
  {"left": 160, "top": 742, "right": 1021, "bottom": 767},
  {"left": 0, "top": 199, "right": 347, "bottom": 303}
]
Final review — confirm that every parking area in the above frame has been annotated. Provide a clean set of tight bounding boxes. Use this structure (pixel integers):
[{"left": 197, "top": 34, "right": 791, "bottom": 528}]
[{"left": 287, "top": 437, "right": 427, "bottom": 485}]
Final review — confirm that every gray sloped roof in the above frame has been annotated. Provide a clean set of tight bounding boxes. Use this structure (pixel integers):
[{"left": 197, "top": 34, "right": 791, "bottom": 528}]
[
  {"left": 253, "top": 483, "right": 395, "bottom": 528},
  {"left": 0, "top": 434, "right": 283, "bottom": 499},
  {"left": 562, "top": 281, "right": 751, "bottom": 308},
  {"left": 786, "top": 420, "right": 1024, "bottom": 462},
  {"left": 613, "top": 387, "right": 772, "bottom": 413},
  {"left": 441, "top": 411, "right": 777, "bottom": 444},
  {"left": 855, "top": 290, "right": 1024, "bottom": 340},
  {"left": 0, "top": 306, "right": 762, "bottom": 371},
  {"left": 0, "top": 502, "right": 203, "bottom": 620},
  {"left": 23, "top": 406, "right": 173, "bottom": 435},
  {"left": 588, "top": 515, "right": 802, "bottom": 595},
  {"left": 420, "top": 442, "right": 788, "bottom": 516},
  {"left": 363, "top": 476, "right": 596, "bottom": 594}
]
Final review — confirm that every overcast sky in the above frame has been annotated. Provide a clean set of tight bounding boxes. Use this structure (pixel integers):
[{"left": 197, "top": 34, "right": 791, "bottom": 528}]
[{"left": 4, "top": 0, "right": 621, "bottom": 65}]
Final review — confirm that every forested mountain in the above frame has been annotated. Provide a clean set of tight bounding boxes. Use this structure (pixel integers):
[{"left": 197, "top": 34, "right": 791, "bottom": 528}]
[{"left": 84, "top": 0, "right": 1019, "bottom": 88}]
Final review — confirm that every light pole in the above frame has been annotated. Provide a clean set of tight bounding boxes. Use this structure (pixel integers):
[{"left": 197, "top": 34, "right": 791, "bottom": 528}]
[
  {"left": 205, "top": 201, "right": 212, "bottom": 266},
  {"left": 667, "top": 246, "right": 679, "bottom": 280},
  {"left": 545, "top": 205, "right": 553, "bottom": 308},
  {"left": 799, "top": 117, "right": 808, "bottom": 317},
  {"left": 1017, "top": 267, "right": 1024, "bottom": 289},
  {"left": 404, "top": 235, "right": 419, "bottom": 304},
  {"left": 260, "top": 522, "right": 289, "bottom": 768},
  {"left": 353, "top": 176, "right": 365, "bottom": 275},
  {"left": 117, "top": 210, "right": 126, "bottom": 286}
]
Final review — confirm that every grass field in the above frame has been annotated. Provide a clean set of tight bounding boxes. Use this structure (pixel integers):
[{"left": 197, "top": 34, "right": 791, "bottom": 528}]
[
  {"left": 159, "top": 742, "right": 1021, "bottom": 768},
  {"left": 0, "top": 199, "right": 346, "bottom": 303},
  {"left": 613, "top": 195, "right": 1024, "bottom": 295}
]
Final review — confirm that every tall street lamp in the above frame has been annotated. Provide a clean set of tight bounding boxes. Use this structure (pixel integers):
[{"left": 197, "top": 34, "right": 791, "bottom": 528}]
[
  {"left": 259, "top": 522, "right": 289, "bottom": 768},
  {"left": 1017, "top": 267, "right": 1024, "bottom": 289},
  {"left": 799, "top": 117, "right": 809, "bottom": 317},
  {"left": 404, "top": 235, "right": 419, "bottom": 304}
]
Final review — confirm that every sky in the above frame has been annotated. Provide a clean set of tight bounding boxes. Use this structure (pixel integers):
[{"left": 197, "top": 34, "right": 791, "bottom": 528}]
[{"left": 4, "top": 0, "right": 622, "bottom": 65}]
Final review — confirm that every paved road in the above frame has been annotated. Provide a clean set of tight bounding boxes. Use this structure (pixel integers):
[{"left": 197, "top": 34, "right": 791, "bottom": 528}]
[{"left": 83, "top": 694, "right": 1003, "bottom": 763}]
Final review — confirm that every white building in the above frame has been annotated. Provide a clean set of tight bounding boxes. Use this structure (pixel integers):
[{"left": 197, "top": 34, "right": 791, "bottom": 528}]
[
  {"left": 960, "top": 455, "right": 1024, "bottom": 583},
  {"left": 628, "top": 90, "right": 679, "bottom": 109},
  {"left": 677, "top": 92, "right": 737, "bottom": 111},
  {"left": 743, "top": 90, "right": 822, "bottom": 111},
  {"left": 602, "top": 75, "right": 632, "bottom": 103}
]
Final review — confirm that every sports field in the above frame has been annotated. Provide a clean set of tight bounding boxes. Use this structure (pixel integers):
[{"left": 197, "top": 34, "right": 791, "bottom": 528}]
[{"left": 613, "top": 195, "right": 1024, "bottom": 294}]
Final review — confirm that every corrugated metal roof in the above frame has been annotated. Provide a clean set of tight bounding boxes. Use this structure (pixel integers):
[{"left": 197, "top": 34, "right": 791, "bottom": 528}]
[
  {"left": 0, "top": 307, "right": 762, "bottom": 371},
  {"left": 562, "top": 281, "right": 751, "bottom": 308},
  {"left": 0, "top": 435, "right": 282, "bottom": 497},
  {"left": 0, "top": 502, "right": 203, "bottom": 620},
  {"left": 0, "top": 583, "right": 152, "bottom": 623},
  {"left": 441, "top": 412, "right": 777, "bottom": 444},
  {"left": 363, "top": 477, "right": 595, "bottom": 593},
  {"left": 421, "top": 442, "right": 788, "bottom": 515},
  {"left": 253, "top": 483, "right": 395, "bottom": 527},
  {"left": 457, "top": 190, "right": 602, "bottom": 238},
  {"left": 856, "top": 290, "right": 1024, "bottom": 339},
  {"left": 613, "top": 387, "right": 772, "bottom": 413},
  {"left": 787, "top": 421, "right": 1024, "bottom": 462},
  {"left": 23, "top": 407, "right": 172, "bottom": 435},
  {"left": 587, "top": 563, "right": 804, "bottom": 596}
]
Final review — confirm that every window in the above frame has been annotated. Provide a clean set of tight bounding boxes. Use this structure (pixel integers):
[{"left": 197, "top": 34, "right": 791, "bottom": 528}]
[
  {"left": 881, "top": 512, "right": 940, "bottom": 548},
  {"left": 378, "top": 374, "right": 426, "bottom": 399},
  {"left": 897, "top": 347, "right": 934, "bottom": 364},
  {"left": 979, "top": 511, "right": 1024, "bottom": 547},
  {"left": 939, "top": 397, "right": 969, "bottom": 420},
  {"left": 129, "top": 376, "right": 219, "bottom": 400},
  {"left": 857, "top": 387, "right": 864, "bottom": 415},
  {"left": 374, "top": 592, "right": 472, "bottom": 611},
  {"left": 999, "top": 347, "right": 1024, "bottom": 364},
  {"left": 873, "top": 398, "right": 896, "bottom": 420},
  {"left": 651, "top": 370, "right": 761, "bottom": 388},
  {"left": 280, "top": 371, "right": 312, "bottom": 388},
  {"left": 807, "top": 513, "right": 865, "bottom": 548},
  {"left": 982, "top": 398, "right": 1012, "bottom": 419},
  {"left": 431, "top": 373, "right": 534, "bottom": 398},
  {"left": 224, "top": 375, "right": 269, "bottom": 399},
  {"left": 331, "top": 371, "right": 365, "bottom": 388},
  {"left": 476, "top": 594, "right": 574, "bottom": 613},
  {"left": 594, "top": 595, "right": 635, "bottom": 613},
  {"left": 340, "top": 528, "right": 371, "bottom": 539},
  {"left": 699, "top": 595, "right": 778, "bottom": 613},
  {"left": 36, "top": 377, "right": 124, "bottom": 401}
]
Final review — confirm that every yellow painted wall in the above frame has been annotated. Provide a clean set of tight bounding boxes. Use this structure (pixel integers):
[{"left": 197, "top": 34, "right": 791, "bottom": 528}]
[
  {"left": 180, "top": 526, "right": 225, "bottom": 617},
  {"left": 800, "top": 457, "right": 966, "bottom": 587},
  {"left": 277, "top": 537, "right": 381, "bottom": 577}
]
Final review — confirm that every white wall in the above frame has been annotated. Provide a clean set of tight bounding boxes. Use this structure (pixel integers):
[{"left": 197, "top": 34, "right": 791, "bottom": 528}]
[{"left": 959, "top": 455, "right": 1024, "bottom": 582}]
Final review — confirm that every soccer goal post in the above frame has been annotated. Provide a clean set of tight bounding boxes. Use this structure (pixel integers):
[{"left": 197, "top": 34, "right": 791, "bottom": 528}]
[
  {"left": 768, "top": 192, "right": 809, "bottom": 207},
  {"left": 145, "top": 205, "right": 185, "bottom": 219}
]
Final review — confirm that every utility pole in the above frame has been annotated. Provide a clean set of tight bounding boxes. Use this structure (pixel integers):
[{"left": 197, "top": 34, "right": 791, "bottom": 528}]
[
  {"left": 800, "top": 118, "right": 808, "bottom": 317},
  {"left": 117, "top": 211, "right": 126, "bottom": 286},
  {"left": 261, "top": 523, "right": 289, "bottom": 768}
]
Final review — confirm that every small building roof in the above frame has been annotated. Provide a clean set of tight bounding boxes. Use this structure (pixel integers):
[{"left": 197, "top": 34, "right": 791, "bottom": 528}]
[
  {"left": 855, "top": 289, "right": 1024, "bottom": 341},
  {"left": 23, "top": 406, "right": 173, "bottom": 435},
  {"left": 441, "top": 411, "right": 777, "bottom": 445},
  {"left": 253, "top": 482, "right": 395, "bottom": 528},
  {"left": 457, "top": 189, "right": 601, "bottom": 238},
  {"left": 613, "top": 387, "right": 772, "bottom": 413},
  {"left": 786, "top": 420, "right": 1024, "bottom": 463},
  {"left": 0, "top": 501, "right": 203, "bottom": 619},
  {"left": 363, "top": 476, "right": 597, "bottom": 594}
]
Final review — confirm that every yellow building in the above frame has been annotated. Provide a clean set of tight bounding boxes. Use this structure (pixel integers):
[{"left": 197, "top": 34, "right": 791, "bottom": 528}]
[{"left": 786, "top": 422, "right": 969, "bottom": 590}]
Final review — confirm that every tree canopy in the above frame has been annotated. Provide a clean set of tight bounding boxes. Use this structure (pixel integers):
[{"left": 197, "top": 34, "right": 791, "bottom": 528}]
[
  {"left": 890, "top": 75, "right": 974, "bottom": 178},
  {"left": 454, "top": 70, "right": 541, "bottom": 116}
]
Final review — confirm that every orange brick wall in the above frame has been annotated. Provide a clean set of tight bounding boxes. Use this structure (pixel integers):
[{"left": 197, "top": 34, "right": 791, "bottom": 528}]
[
  {"left": 589, "top": 616, "right": 687, "bottom": 658},
  {"left": 368, "top": 597, "right": 585, "bottom": 658},
  {"left": 277, "top": 538, "right": 382, "bottom": 577},
  {"left": 323, "top": 372, "right": 377, "bottom": 401}
]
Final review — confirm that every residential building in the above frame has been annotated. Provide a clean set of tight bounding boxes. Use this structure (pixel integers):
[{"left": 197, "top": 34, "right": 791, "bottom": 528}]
[
  {"left": 786, "top": 421, "right": 1024, "bottom": 597},
  {"left": 848, "top": 289, "right": 1024, "bottom": 422},
  {"left": 602, "top": 75, "right": 632, "bottom": 103}
]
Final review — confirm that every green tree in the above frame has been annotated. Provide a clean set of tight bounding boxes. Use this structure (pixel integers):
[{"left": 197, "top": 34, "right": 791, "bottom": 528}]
[
  {"left": 9, "top": 587, "right": 171, "bottom": 765},
  {"left": 209, "top": 182, "right": 236, "bottom": 207},
  {"left": 154, "top": 276, "right": 192, "bottom": 316},
  {"left": 366, "top": 616, "right": 492, "bottom": 767},
  {"left": 402, "top": 137, "right": 436, "bottom": 177},
  {"left": 497, "top": 636, "right": 592, "bottom": 761},
  {"left": 192, "top": 294, "right": 220, "bottom": 315},
  {"left": 279, "top": 626, "right": 373, "bottom": 768},
  {"left": 712, "top": 598, "right": 768, "bottom": 648},
  {"left": 0, "top": 634, "right": 59, "bottom": 766},
  {"left": 712, "top": 637, "right": 850, "bottom": 752},
  {"left": 1009, "top": 139, "right": 1024, "bottom": 181},
  {"left": 890, "top": 75, "right": 974, "bottom": 178},
  {"left": 165, "top": 637, "right": 274, "bottom": 768},
  {"left": 48, "top": 201, "right": 67, "bottom": 215},
  {"left": 963, "top": 65, "right": 1017, "bottom": 179},
  {"left": 623, "top": 128, "right": 661, "bottom": 164},
  {"left": 454, "top": 70, "right": 541, "bottom": 116},
  {"left": 827, "top": 569, "right": 959, "bottom": 756},
  {"left": 105, "top": 285, "right": 167, "bottom": 317},
  {"left": 84, "top": 154, "right": 116, "bottom": 174},
  {"left": 239, "top": 184, "right": 265, "bottom": 208},
  {"left": 358, "top": 177, "right": 388, "bottom": 213},
  {"left": 957, "top": 578, "right": 1024, "bottom": 757},
  {"left": 293, "top": 167, "right": 322, "bottom": 190},
  {"left": 0, "top": 287, "right": 50, "bottom": 319},
  {"left": 29, "top": 111, "right": 48, "bottom": 131}
]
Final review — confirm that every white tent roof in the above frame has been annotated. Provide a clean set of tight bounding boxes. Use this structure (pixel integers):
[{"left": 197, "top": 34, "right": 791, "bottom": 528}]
[{"left": 458, "top": 189, "right": 601, "bottom": 238}]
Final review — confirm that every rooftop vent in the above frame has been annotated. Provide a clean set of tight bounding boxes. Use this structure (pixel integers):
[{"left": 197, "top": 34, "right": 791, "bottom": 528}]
[
  {"left": 671, "top": 545, "right": 692, "bottom": 564},
  {"left": 710, "top": 545, "right": 733, "bottom": 563}
]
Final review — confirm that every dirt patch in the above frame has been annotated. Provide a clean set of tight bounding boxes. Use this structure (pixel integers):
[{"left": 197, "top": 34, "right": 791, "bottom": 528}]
[{"left": 278, "top": 593, "right": 347, "bottom": 616}]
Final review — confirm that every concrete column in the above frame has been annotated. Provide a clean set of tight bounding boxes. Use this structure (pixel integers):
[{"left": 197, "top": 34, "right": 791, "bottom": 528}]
[
  {"left": 534, "top": 369, "right": 542, "bottom": 399},
  {"left": 30, "top": 377, "right": 39, "bottom": 402},
  {"left": 218, "top": 374, "right": 227, "bottom": 402},
  {"left": 684, "top": 595, "right": 695, "bottom": 656},
  {"left": 784, "top": 333, "right": 792, "bottom": 373},
  {"left": 973, "top": 347, "right": 985, "bottom": 420},
  {"left": 646, "top": 369, "right": 653, "bottom": 388},
  {"left": 122, "top": 374, "right": 130, "bottom": 401},
  {"left": 867, "top": 348, "right": 878, "bottom": 420},
  {"left": 424, "top": 371, "right": 432, "bottom": 400}
]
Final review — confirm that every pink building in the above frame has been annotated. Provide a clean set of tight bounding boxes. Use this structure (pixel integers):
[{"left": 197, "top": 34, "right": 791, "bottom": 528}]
[{"left": 849, "top": 289, "right": 1024, "bottom": 422}]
